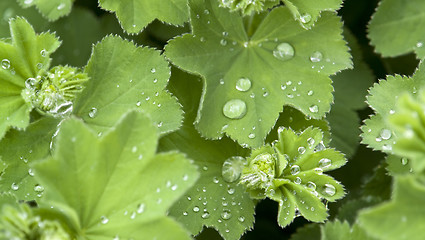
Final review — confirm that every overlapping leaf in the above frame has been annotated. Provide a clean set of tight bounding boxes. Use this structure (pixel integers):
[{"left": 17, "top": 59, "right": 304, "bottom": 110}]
[
  {"left": 368, "top": 0, "right": 425, "bottom": 58},
  {"left": 17, "top": 0, "right": 73, "bottom": 21},
  {"left": 73, "top": 36, "right": 183, "bottom": 135},
  {"left": 166, "top": 0, "right": 351, "bottom": 148},
  {"left": 320, "top": 220, "right": 377, "bottom": 240},
  {"left": 358, "top": 175, "right": 425, "bottom": 240},
  {"left": 31, "top": 111, "right": 198, "bottom": 239},
  {"left": 0, "top": 17, "right": 60, "bottom": 139},
  {"left": 98, "top": 0, "right": 189, "bottom": 34},
  {"left": 160, "top": 68, "right": 255, "bottom": 240},
  {"left": 282, "top": 0, "right": 343, "bottom": 29}
]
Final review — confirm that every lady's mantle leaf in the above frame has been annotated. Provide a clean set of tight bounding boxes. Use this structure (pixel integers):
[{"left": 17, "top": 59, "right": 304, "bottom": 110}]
[
  {"left": 32, "top": 111, "right": 198, "bottom": 239},
  {"left": 240, "top": 127, "right": 346, "bottom": 227},
  {"left": 0, "top": 117, "right": 59, "bottom": 200},
  {"left": 320, "top": 220, "right": 377, "bottom": 240},
  {"left": 0, "top": 17, "right": 60, "bottom": 139},
  {"left": 219, "top": 0, "right": 280, "bottom": 16},
  {"left": 368, "top": 0, "right": 425, "bottom": 58},
  {"left": 98, "top": 0, "right": 189, "bottom": 34},
  {"left": 358, "top": 175, "right": 425, "bottom": 240},
  {"left": 160, "top": 68, "right": 255, "bottom": 240},
  {"left": 166, "top": 0, "right": 351, "bottom": 148},
  {"left": 17, "top": 0, "right": 73, "bottom": 21},
  {"left": 73, "top": 36, "right": 183, "bottom": 135},
  {"left": 361, "top": 61, "right": 425, "bottom": 154},
  {"left": 282, "top": 0, "right": 343, "bottom": 29}
]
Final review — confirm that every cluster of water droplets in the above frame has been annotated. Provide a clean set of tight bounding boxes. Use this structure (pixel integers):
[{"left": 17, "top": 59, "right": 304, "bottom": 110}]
[{"left": 375, "top": 128, "right": 394, "bottom": 151}]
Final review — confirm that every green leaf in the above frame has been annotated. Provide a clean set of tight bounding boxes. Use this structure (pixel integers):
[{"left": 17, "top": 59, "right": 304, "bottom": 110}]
[
  {"left": 160, "top": 68, "right": 255, "bottom": 240},
  {"left": 32, "top": 111, "right": 198, "bottom": 239},
  {"left": 166, "top": 0, "right": 351, "bottom": 148},
  {"left": 282, "top": 0, "right": 343, "bottom": 29},
  {"left": 73, "top": 36, "right": 183, "bottom": 135},
  {"left": 0, "top": 193, "right": 18, "bottom": 208},
  {"left": 368, "top": 0, "right": 425, "bottom": 58},
  {"left": 0, "top": 117, "right": 58, "bottom": 200},
  {"left": 328, "top": 29, "right": 375, "bottom": 157},
  {"left": 289, "top": 223, "right": 320, "bottom": 240},
  {"left": 0, "top": 17, "right": 60, "bottom": 139},
  {"left": 361, "top": 61, "right": 425, "bottom": 153},
  {"left": 17, "top": 0, "right": 73, "bottom": 21},
  {"left": 98, "top": 0, "right": 189, "bottom": 34},
  {"left": 219, "top": 0, "right": 280, "bottom": 16},
  {"left": 358, "top": 175, "right": 425, "bottom": 240},
  {"left": 386, "top": 155, "right": 412, "bottom": 175},
  {"left": 321, "top": 220, "right": 377, "bottom": 240}
]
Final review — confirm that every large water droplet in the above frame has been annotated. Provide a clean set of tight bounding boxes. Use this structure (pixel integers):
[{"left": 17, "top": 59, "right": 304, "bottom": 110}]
[
  {"left": 222, "top": 99, "right": 247, "bottom": 119},
  {"left": 193, "top": 206, "right": 200, "bottom": 212},
  {"left": 309, "top": 105, "right": 319, "bottom": 113},
  {"left": 300, "top": 13, "right": 312, "bottom": 23},
  {"left": 380, "top": 129, "right": 392, "bottom": 140},
  {"left": 222, "top": 156, "right": 246, "bottom": 183},
  {"left": 1, "top": 59, "right": 10, "bottom": 69},
  {"left": 323, "top": 184, "right": 336, "bottom": 196},
  {"left": 306, "top": 181, "right": 316, "bottom": 190},
  {"left": 88, "top": 107, "right": 98, "bottom": 118},
  {"left": 273, "top": 43, "right": 295, "bottom": 61},
  {"left": 291, "top": 165, "right": 300, "bottom": 175},
  {"left": 318, "top": 158, "right": 331, "bottom": 169},
  {"left": 310, "top": 51, "right": 323, "bottom": 62},
  {"left": 236, "top": 77, "right": 252, "bottom": 92},
  {"left": 221, "top": 210, "right": 232, "bottom": 220},
  {"left": 11, "top": 183, "right": 19, "bottom": 191}
]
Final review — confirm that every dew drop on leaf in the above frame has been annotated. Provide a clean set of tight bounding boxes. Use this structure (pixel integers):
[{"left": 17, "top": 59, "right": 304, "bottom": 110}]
[
  {"left": 310, "top": 51, "right": 323, "bottom": 63},
  {"left": 221, "top": 156, "right": 246, "bottom": 183},
  {"left": 380, "top": 129, "right": 392, "bottom": 140},
  {"left": 298, "top": 146, "right": 306, "bottom": 154},
  {"left": 100, "top": 216, "right": 109, "bottom": 224},
  {"left": 201, "top": 212, "right": 210, "bottom": 219},
  {"left": 300, "top": 13, "right": 312, "bottom": 23},
  {"left": 318, "top": 158, "right": 332, "bottom": 169},
  {"left": 88, "top": 107, "right": 98, "bottom": 118},
  {"left": 1, "top": 59, "right": 10, "bottom": 69},
  {"left": 221, "top": 210, "right": 232, "bottom": 220},
  {"left": 57, "top": 3, "right": 65, "bottom": 10},
  {"left": 307, "top": 90, "right": 314, "bottom": 96},
  {"left": 222, "top": 99, "right": 247, "bottom": 119},
  {"left": 28, "top": 168, "right": 35, "bottom": 176},
  {"left": 273, "top": 43, "right": 295, "bottom": 61},
  {"left": 306, "top": 181, "right": 316, "bottom": 190},
  {"left": 227, "top": 187, "right": 235, "bottom": 195},
  {"left": 309, "top": 105, "right": 319, "bottom": 113},
  {"left": 236, "top": 77, "right": 252, "bottom": 92},
  {"left": 248, "top": 133, "right": 256, "bottom": 139},
  {"left": 401, "top": 157, "right": 408, "bottom": 165},
  {"left": 291, "top": 165, "right": 301, "bottom": 175},
  {"left": 294, "top": 177, "right": 302, "bottom": 184},
  {"left": 137, "top": 203, "right": 145, "bottom": 214},
  {"left": 238, "top": 216, "right": 245, "bottom": 222},
  {"left": 183, "top": 211, "right": 188, "bottom": 216},
  {"left": 11, "top": 183, "right": 19, "bottom": 191},
  {"left": 220, "top": 39, "right": 227, "bottom": 46},
  {"left": 40, "top": 49, "right": 47, "bottom": 57},
  {"left": 323, "top": 183, "right": 336, "bottom": 196}
]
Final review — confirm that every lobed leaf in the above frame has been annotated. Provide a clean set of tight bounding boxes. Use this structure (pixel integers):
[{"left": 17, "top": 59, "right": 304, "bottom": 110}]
[
  {"left": 17, "top": 0, "right": 73, "bottom": 21},
  {"left": 321, "top": 220, "right": 377, "bottom": 240},
  {"left": 166, "top": 0, "right": 352, "bottom": 148}
]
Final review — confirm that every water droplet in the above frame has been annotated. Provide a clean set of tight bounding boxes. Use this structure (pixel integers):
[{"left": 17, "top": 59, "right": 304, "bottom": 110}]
[
  {"left": 151, "top": 68, "right": 156, "bottom": 73},
  {"left": 193, "top": 206, "right": 200, "bottom": 212},
  {"left": 219, "top": 78, "right": 225, "bottom": 85},
  {"left": 307, "top": 137, "right": 315, "bottom": 146},
  {"left": 294, "top": 177, "right": 302, "bottom": 184},
  {"left": 227, "top": 187, "right": 235, "bottom": 195},
  {"left": 248, "top": 133, "right": 255, "bottom": 139},
  {"left": 1, "top": 59, "right": 10, "bottom": 69},
  {"left": 183, "top": 211, "right": 188, "bottom": 216},
  {"left": 213, "top": 177, "right": 219, "bottom": 183},
  {"left": 238, "top": 216, "right": 245, "bottom": 222},
  {"left": 298, "top": 146, "right": 306, "bottom": 154},
  {"left": 306, "top": 181, "right": 316, "bottom": 190},
  {"left": 40, "top": 49, "right": 47, "bottom": 57},
  {"left": 323, "top": 184, "right": 336, "bottom": 196},
  {"left": 236, "top": 77, "right": 252, "bottom": 92},
  {"left": 171, "top": 185, "right": 178, "bottom": 191},
  {"left": 307, "top": 90, "right": 314, "bottom": 96},
  {"left": 137, "top": 203, "right": 145, "bottom": 214},
  {"left": 88, "top": 107, "right": 98, "bottom": 118},
  {"left": 28, "top": 168, "right": 35, "bottom": 176},
  {"left": 291, "top": 165, "right": 300, "bottom": 175},
  {"left": 309, "top": 105, "right": 319, "bottom": 113},
  {"left": 57, "top": 3, "right": 65, "bottom": 10},
  {"left": 222, "top": 156, "right": 246, "bottom": 183},
  {"left": 11, "top": 183, "right": 19, "bottom": 191},
  {"left": 34, "top": 184, "right": 44, "bottom": 192},
  {"left": 380, "top": 129, "right": 392, "bottom": 140},
  {"left": 100, "top": 216, "right": 109, "bottom": 224},
  {"left": 401, "top": 158, "right": 408, "bottom": 165},
  {"left": 300, "top": 13, "right": 312, "bottom": 23},
  {"left": 221, "top": 210, "right": 232, "bottom": 220},
  {"left": 201, "top": 212, "right": 210, "bottom": 219},
  {"left": 24, "top": 0, "right": 33, "bottom": 5},
  {"left": 222, "top": 99, "right": 247, "bottom": 119},
  {"left": 310, "top": 51, "right": 323, "bottom": 62},
  {"left": 273, "top": 43, "right": 295, "bottom": 61},
  {"left": 318, "top": 158, "right": 331, "bottom": 169},
  {"left": 220, "top": 39, "right": 227, "bottom": 46},
  {"left": 314, "top": 168, "right": 323, "bottom": 175},
  {"left": 417, "top": 42, "right": 424, "bottom": 48},
  {"left": 200, "top": 37, "right": 206, "bottom": 42}
]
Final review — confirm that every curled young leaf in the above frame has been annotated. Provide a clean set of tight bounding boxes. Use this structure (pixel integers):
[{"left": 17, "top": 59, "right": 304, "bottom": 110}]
[
  {"left": 219, "top": 0, "right": 280, "bottom": 16},
  {"left": 239, "top": 127, "right": 346, "bottom": 227}
]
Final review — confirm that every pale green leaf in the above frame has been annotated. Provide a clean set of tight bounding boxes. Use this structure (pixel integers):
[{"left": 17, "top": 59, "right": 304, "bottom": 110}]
[
  {"left": 321, "top": 220, "right": 377, "bottom": 240},
  {"left": 289, "top": 223, "right": 320, "bottom": 240},
  {"left": 73, "top": 36, "right": 183, "bottom": 135},
  {"left": 386, "top": 155, "right": 412, "bottom": 175},
  {"left": 283, "top": 0, "right": 343, "bottom": 29},
  {"left": 0, "top": 17, "right": 61, "bottom": 139},
  {"left": 17, "top": 0, "right": 74, "bottom": 21},
  {"left": 0, "top": 193, "right": 18, "bottom": 208},
  {"left": 0, "top": 117, "right": 58, "bottom": 200},
  {"left": 166, "top": 0, "right": 351, "bottom": 148},
  {"left": 368, "top": 0, "right": 425, "bottom": 58},
  {"left": 358, "top": 175, "right": 425, "bottom": 240},
  {"left": 98, "top": 0, "right": 189, "bottom": 34},
  {"left": 160, "top": 68, "right": 255, "bottom": 240},
  {"left": 32, "top": 111, "right": 198, "bottom": 239}
]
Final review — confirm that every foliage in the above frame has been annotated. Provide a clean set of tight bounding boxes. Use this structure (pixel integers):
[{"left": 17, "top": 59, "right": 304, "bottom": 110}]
[{"left": 0, "top": 0, "right": 424, "bottom": 239}]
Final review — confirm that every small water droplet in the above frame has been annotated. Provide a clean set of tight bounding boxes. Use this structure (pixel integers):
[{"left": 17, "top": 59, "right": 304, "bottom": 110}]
[
  {"left": 309, "top": 105, "right": 319, "bottom": 113},
  {"left": 40, "top": 49, "right": 47, "bottom": 57},
  {"left": 307, "top": 90, "right": 314, "bottom": 96},
  {"left": 222, "top": 99, "right": 247, "bottom": 119},
  {"left": 202, "top": 212, "right": 210, "bottom": 219},
  {"left": 151, "top": 68, "right": 156, "bottom": 73},
  {"left": 300, "top": 13, "right": 312, "bottom": 23},
  {"left": 221, "top": 210, "right": 232, "bottom": 220},
  {"left": 100, "top": 216, "right": 109, "bottom": 224},
  {"left": 222, "top": 156, "right": 246, "bottom": 183},
  {"left": 417, "top": 42, "right": 424, "bottom": 48},
  {"left": 314, "top": 168, "right": 323, "bottom": 175},
  {"left": 220, "top": 39, "right": 227, "bottom": 46},
  {"left": 28, "top": 168, "right": 35, "bottom": 176},
  {"left": 380, "top": 129, "right": 392, "bottom": 140},
  {"left": 88, "top": 107, "right": 98, "bottom": 118},
  {"left": 323, "top": 183, "right": 336, "bottom": 196},
  {"left": 34, "top": 184, "right": 44, "bottom": 192},
  {"left": 298, "top": 146, "right": 306, "bottom": 154},
  {"left": 236, "top": 77, "right": 252, "bottom": 92},
  {"left": 306, "top": 181, "right": 316, "bottom": 190},
  {"left": 310, "top": 51, "right": 323, "bottom": 62},
  {"left": 11, "top": 183, "right": 19, "bottom": 191},
  {"left": 273, "top": 43, "right": 295, "bottom": 61},
  {"left": 200, "top": 36, "right": 206, "bottom": 42},
  {"left": 1, "top": 59, "right": 10, "bottom": 69},
  {"left": 248, "top": 133, "right": 255, "bottom": 139},
  {"left": 227, "top": 187, "right": 235, "bottom": 195},
  {"left": 294, "top": 177, "right": 302, "bottom": 184},
  {"left": 57, "top": 3, "right": 65, "bottom": 10},
  {"left": 238, "top": 216, "right": 245, "bottom": 222},
  {"left": 401, "top": 158, "right": 408, "bottom": 165},
  {"left": 318, "top": 158, "right": 331, "bottom": 169},
  {"left": 137, "top": 203, "right": 145, "bottom": 214},
  {"left": 193, "top": 206, "right": 200, "bottom": 212},
  {"left": 291, "top": 165, "right": 300, "bottom": 175},
  {"left": 183, "top": 211, "right": 188, "bottom": 216}
]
